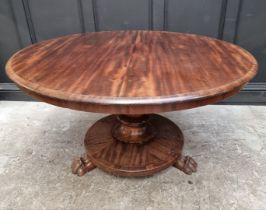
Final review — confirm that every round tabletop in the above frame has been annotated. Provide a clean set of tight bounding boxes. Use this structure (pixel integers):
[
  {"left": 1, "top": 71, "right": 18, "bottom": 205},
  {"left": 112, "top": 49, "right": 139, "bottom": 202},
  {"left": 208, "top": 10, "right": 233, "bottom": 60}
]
[{"left": 6, "top": 31, "right": 257, "bottom": 114}]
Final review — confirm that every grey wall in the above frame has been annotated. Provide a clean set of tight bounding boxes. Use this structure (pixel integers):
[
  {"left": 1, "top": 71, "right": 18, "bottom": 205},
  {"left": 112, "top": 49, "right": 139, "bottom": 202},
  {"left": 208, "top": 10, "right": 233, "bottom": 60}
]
[{"left": 0, "top": 0, "right": 266, "bottom": 103}]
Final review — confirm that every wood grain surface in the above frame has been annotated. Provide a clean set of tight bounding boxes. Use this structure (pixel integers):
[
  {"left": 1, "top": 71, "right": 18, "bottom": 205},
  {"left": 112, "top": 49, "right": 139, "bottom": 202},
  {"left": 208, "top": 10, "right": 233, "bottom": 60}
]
[
  {"left": 6, "top": 31, "right": 258, "bottom": 114},
  {"left": 84, "top": 114, "right": 184, "bottom": 176}
]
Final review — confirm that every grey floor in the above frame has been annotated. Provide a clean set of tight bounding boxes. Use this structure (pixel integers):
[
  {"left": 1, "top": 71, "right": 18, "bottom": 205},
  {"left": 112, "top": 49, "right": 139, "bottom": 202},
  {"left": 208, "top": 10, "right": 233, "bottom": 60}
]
[{"left": 0, "top": 101, "right": 266, "bottom": 210}]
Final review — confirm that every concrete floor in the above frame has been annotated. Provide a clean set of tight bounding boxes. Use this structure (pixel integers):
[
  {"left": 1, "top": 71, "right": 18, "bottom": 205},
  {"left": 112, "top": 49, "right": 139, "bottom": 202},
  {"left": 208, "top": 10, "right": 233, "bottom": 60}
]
[{"left": 0, "top": 101, "right": 266, "bottom": 210}]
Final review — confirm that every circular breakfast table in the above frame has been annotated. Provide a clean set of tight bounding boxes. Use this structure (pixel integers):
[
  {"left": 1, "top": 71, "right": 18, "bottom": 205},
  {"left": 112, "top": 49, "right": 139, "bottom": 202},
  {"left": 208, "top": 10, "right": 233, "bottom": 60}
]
[{"left": 6, "top": 31, "right": 257, "bottom": 177}]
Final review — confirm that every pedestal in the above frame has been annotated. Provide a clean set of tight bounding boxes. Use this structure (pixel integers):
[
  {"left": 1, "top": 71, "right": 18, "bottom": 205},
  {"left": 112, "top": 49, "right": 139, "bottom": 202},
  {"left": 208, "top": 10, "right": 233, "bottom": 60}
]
[{"left": 72, "top": 114, "right": 197, "bottom": 177}]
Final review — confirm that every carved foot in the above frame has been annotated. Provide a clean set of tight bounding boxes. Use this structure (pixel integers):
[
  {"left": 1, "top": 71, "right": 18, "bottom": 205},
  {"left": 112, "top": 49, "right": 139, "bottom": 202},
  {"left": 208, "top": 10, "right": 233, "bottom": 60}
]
[
  {"left": 71, "top": 155, "right": 96, "bottom": 176},
  {"left": 173, "top": 155, "right": 197, "bottom": 175}
]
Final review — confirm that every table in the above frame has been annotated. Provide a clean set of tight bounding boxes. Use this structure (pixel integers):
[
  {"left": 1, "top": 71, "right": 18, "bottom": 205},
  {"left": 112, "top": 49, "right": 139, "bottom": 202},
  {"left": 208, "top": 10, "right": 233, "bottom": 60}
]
[{"left": 6, "top": 31, "right": 257, "bottom": 177}]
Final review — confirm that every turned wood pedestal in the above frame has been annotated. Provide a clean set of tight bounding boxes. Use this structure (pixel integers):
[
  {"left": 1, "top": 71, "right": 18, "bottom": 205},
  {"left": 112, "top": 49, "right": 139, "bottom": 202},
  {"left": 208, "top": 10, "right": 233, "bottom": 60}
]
[
  {"left": 6, "top": 31, "right": 257, "bottom": 177},
  {"left": 72, "top": 114, "right": 197, "bottom": 177}
]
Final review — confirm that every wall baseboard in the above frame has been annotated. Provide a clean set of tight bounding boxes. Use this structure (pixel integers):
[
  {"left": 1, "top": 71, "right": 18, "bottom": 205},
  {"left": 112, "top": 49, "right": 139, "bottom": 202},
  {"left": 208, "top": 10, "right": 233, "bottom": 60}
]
[{"left": 1, "top": 83, "right": 266, "bottom": 105}]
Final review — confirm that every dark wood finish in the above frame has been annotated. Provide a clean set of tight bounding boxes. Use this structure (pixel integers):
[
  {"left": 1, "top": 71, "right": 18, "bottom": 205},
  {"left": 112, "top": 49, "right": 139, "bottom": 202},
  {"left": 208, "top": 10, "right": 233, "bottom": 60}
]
[
  {"left": 2, "top": 0, "right": 266, "bottom": 103},
  {"left": 5, "top": 31, "right": 257, "bottom": 177},
  {"left": 173, "top": 156, "right": 197, "bottom": 175},
  {"left": 82, "top": 114, "right": 196, "bottom": 177},
  {"left": 6, "top": 31, "right": 257, "bottom": 114},
  {"left": 72, "top": 155, "right": 96, "bottom": 176},
  {"left": 112, "top": 115, "right": 157, "bottom": 144}
]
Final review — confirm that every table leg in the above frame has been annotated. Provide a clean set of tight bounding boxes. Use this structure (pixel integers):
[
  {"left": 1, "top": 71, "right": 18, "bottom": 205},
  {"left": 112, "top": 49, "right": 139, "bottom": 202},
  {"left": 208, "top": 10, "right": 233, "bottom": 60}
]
[
  {"left": 71, "top": 154, "right": 96, "bottom": 176},
  {"left": 72, "top": 114, "right": 197, "bottom": 177},
  {"left": 173, "top": 155, "right": 197, "bottom": 175}
]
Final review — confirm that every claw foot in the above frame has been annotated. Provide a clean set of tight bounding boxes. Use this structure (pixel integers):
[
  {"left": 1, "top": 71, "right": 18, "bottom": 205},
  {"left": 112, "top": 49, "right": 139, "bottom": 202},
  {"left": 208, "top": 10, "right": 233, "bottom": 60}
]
[
  {"left": 173, "top": 155, "right": 197, "bottom": 175},
  {"left": 71, "top": 155, "right": 96, "bottom": 176}
]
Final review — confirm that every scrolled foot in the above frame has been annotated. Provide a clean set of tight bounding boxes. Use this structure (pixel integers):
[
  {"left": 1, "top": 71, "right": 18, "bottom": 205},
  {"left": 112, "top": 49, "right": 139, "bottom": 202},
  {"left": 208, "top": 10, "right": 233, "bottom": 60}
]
[
  {"left": 71, "top": 155, "right": 96, "bottom": 176},
  {"left": 173, "top": 155, "right": 197, "bottom": 175}
]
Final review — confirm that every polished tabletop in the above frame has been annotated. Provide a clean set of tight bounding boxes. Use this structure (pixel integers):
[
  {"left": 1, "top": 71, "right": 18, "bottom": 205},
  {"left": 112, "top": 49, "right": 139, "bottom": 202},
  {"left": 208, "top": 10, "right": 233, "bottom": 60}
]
[{"left": 6, "top": 31, "right": 257, "bottom": 114}]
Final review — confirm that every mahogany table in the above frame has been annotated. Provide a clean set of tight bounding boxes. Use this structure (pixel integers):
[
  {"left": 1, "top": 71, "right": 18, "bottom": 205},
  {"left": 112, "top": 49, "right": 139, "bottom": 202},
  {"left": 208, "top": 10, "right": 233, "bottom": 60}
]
[{"left": 6, "top": 31, "right": 257, "bottom": 177}]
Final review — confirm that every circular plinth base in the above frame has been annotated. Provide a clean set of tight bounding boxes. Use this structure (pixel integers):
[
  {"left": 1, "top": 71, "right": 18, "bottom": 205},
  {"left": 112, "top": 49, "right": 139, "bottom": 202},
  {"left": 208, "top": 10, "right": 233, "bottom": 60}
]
[{"left": 84, "top": 114, "right": 184, "bottom": 177}]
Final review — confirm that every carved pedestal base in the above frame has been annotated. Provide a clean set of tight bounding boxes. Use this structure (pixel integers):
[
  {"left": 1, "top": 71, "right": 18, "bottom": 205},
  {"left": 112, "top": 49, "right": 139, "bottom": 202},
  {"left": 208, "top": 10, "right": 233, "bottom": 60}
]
[{"left": 72, "top": 114, "right": 197, "bottom": 177}]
